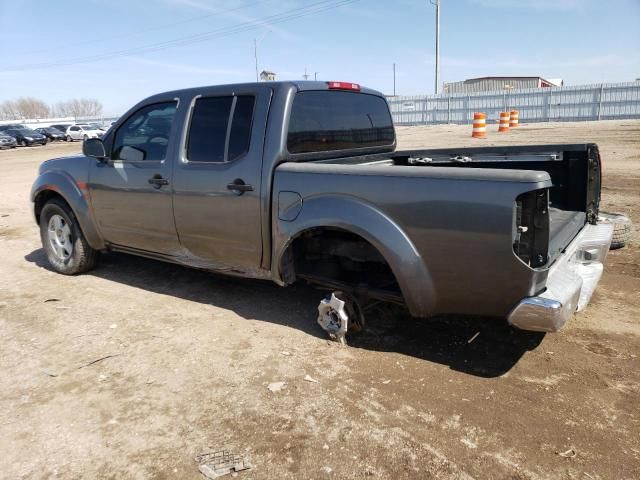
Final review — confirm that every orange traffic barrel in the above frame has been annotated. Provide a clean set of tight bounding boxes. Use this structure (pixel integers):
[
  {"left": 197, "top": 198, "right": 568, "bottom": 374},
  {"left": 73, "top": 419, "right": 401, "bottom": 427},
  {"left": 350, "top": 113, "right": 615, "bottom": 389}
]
[
  {"left": 509, "top": 110, "right": 519, "bottom": 128},
  {"left": 498, "top": 112, "right": 510, "bottom": 133},
  {"left": 472, "top": 112, "right": 486, "bottom": 138}
]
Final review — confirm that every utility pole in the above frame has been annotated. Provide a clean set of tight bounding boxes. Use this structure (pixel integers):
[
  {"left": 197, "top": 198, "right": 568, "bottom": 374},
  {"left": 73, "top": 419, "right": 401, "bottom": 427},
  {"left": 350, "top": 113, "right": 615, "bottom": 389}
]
[
  {"left": 254, "top": 38, "right": 259, "bottom": 82},
  {"left": 429, "top": 0, "right": 440, "bottom": 94},
  {"left": 314, "top": 72, "right": 319, "bottom": 81},
  {"left": 393, "top": 63, "right": 396, "bottom": 96},
  {"left": 254, "top": 30, "right": 271, "bottom": 82},
  {"left": 303, "top": 67, "right": 309, "bottom": 80}
]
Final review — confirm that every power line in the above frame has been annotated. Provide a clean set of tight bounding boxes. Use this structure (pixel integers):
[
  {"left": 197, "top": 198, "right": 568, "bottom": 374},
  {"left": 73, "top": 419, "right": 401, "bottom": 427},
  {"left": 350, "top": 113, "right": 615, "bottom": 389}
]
[
  {"left": 9, "top": 0, "right": 354, "bottom": 70},
  {"left": 5, "top": 0, "right": 359, "bottom": 72},
  {"left": 36, "top": 0, "right": 275, "bottom": 55}
]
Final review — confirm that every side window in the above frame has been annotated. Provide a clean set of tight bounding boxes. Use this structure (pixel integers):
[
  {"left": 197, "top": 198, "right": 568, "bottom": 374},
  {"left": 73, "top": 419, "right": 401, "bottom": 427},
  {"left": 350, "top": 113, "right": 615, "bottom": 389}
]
[
  {"left": 187, "top": 97, "right": 232, "bottom": 163},
  {"left": 112, "top": 101, "right": 177, "bottom": 162},
  {"left": 186, "top": 95, "right": 255, "bottom": 163},
  {"left": 71, "top": 126, "right": 79, "bottom": 132},
  {"left": 228, "top": 96, "right": 255, "bottom": 161}
]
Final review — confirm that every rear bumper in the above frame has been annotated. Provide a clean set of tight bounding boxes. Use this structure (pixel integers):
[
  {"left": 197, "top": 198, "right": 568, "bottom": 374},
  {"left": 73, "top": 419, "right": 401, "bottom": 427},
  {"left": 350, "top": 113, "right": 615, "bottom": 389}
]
[{"left": 508, "top": 222, "right": 614, "bottom": 332}]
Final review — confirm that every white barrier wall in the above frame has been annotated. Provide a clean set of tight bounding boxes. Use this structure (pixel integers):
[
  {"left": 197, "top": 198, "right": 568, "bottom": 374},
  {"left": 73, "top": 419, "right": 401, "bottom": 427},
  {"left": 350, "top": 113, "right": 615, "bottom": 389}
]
[{"left": 387, "top": 82, "right": 640, "bottom": 125}]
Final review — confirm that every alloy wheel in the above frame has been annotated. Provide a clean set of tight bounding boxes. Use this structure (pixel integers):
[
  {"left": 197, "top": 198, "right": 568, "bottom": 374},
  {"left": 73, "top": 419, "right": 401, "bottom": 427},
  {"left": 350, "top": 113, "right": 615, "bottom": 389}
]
[{"left": 47, "top": 214, "right": 73, "bottom": 261}]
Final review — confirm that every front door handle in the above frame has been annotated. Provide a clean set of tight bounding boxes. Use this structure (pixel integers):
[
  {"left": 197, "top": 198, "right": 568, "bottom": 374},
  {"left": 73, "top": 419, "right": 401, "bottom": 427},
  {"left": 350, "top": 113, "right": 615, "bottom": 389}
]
[
  {"left": 148, "top": 175, "right": 169, "bottom": 188},
  {"left": 227, "top": 179, "right": 253, "bottom": 194}
]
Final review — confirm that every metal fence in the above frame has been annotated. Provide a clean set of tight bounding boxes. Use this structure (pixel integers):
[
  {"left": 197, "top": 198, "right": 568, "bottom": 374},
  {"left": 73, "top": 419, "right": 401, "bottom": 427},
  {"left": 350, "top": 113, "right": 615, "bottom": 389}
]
[{"left": 387, "top": 82, "right": 640, "bottom": 125}]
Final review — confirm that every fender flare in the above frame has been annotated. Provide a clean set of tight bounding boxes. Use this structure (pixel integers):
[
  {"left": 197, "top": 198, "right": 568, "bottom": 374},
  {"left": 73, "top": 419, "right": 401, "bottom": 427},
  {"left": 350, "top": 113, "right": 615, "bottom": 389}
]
[
  {"left": 31, "top": 170, "right": 105, "bottom": 250},
  {"left": 273, "top": 194, "right": 436, "bottom": 317}
]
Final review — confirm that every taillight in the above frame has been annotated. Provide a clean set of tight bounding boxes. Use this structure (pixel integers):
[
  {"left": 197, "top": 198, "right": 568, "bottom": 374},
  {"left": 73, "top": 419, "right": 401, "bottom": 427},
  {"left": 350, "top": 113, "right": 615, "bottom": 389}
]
[
  {"left": 327, "top": 81, "right": 361, "bottom": 91},
  {"left": 514, "top": 189, "right": 549, "bottom": 268}
]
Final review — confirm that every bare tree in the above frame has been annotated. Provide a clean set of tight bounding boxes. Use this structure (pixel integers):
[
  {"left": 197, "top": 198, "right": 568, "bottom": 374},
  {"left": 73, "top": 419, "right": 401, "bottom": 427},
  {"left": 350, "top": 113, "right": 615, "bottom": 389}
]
[
  {"left": 80, "top": 98, "right": 103, "bottom": 117},
  {"left": 0, "top": 100, "right": 19, "bottom": 120},
  {"left": 0, "top": 96, "right": 103, "bottom": 120},
  {"left": 13, "top": 97, "right": 50, "bottom": 119},
  {"left": 52, "top": 101, "right": 70, "bottom": 117},
  {"left": 55, "top": 98, "right": 104, "bottom": 119}
]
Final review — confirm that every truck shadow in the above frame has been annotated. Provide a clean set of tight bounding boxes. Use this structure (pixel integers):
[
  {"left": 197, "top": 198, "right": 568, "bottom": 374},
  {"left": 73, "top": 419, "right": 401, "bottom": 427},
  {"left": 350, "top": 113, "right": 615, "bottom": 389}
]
[
  {"left": 351, "top": 305, "right": 545, "bottom": 378},
  {"left": 25, "top": 249, "right": 544, "bottom": 378}
]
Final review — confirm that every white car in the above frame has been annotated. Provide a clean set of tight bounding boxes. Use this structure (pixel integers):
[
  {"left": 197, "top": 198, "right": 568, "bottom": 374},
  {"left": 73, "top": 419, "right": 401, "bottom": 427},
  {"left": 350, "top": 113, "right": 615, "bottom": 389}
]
[{"left": 65, "top": 124, "right": 104, "bottom": 142}]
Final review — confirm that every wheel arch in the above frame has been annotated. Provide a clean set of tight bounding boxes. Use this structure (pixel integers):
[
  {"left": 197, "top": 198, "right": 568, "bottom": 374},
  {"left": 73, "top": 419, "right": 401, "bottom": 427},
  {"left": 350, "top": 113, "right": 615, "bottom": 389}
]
[
  {"left": 273, "top": 194, "right": 436, "bottom": 317},
  {"left": 31, "top": 171, "right": 105, "bottom": 250}
]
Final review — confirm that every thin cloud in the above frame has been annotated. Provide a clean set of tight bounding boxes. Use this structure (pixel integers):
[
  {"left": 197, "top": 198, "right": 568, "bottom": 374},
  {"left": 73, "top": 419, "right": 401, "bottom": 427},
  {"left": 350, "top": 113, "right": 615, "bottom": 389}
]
[
  {"left": 468, "top": 0, "right": 591, "bottom": 11},
  {"left": 122, "top": 56, "right": 247, "bottom": 76},
  {"left": 166, "top": 0, "right": 298, "bottom": 41},
  {"left": 426, "top": 53, "right": 640, "bottom": 70}
]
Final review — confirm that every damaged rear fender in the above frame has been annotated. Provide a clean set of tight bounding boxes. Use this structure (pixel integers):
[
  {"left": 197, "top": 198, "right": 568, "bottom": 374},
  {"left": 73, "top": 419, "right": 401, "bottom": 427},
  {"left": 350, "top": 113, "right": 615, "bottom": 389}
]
[{"left": 272, "top": 194, "right": 436, "bottom": 317}]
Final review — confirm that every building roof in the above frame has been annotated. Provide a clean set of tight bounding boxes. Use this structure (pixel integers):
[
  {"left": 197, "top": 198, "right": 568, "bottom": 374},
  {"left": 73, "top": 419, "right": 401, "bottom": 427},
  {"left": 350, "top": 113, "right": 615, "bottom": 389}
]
[{"left": 459, "top": 75, "right": 557, "bottom": 84}]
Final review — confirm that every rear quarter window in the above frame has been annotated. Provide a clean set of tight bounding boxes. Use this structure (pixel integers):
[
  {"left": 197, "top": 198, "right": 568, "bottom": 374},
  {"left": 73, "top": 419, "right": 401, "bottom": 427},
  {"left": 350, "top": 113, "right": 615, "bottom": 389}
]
[{"left": 287, "top": 91, "right": 395, "bottom": 154}]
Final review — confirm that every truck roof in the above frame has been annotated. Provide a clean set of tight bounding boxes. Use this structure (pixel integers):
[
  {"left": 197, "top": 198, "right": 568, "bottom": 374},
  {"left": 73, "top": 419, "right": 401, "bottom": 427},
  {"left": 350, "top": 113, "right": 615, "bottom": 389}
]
[{"left": 144, "top": 81, "right": 385, "bottom": 102}]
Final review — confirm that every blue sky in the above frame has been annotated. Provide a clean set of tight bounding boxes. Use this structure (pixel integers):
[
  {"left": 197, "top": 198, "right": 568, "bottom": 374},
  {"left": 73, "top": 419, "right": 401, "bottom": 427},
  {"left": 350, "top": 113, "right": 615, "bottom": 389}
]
[{"left": 1, "top": 0, "right": 639, "bottom": 115}]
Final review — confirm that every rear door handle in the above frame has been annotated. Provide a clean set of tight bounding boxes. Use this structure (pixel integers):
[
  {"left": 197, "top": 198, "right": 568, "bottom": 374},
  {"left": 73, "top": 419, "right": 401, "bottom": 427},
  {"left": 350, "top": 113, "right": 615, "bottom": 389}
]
[
  {"left": 148, "top": 175, "right": 169, "bottom": 188},
  {"left": 227, "top": 179, "right": 253, "bottom": 194}
]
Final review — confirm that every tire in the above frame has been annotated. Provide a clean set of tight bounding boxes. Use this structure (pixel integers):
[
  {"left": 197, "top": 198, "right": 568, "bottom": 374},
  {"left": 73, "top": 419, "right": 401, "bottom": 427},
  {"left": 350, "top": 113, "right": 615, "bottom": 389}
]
[
  {"left": 598, "top": 212, "right": 632, "bottom": 250},
  {"left": 83, "top": 135, "right": 88, "bottom": 141},
  {"left": 66, "top": 135, "right": 72, "bottom": 142},
  {"left": 39, "top": 198, "right": 98, "bottom": 275}
]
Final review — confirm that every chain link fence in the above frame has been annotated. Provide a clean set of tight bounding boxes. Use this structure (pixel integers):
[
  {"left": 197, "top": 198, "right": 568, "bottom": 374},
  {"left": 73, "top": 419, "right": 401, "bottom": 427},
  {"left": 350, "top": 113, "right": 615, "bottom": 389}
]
[{"left": 387, "top": 82, "right": 640, "bottom": 125}]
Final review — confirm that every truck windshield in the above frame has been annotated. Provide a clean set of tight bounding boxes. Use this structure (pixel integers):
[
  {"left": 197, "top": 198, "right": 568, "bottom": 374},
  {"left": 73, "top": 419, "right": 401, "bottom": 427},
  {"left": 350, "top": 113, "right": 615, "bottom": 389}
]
[{"left": 287, "top": 90, "right": 394, "bottom": 154}]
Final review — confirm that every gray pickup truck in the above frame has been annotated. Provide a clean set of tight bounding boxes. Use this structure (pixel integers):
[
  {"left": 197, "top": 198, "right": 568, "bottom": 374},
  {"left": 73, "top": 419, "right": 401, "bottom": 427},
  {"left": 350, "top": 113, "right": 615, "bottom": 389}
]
[{"left": 31, "top": 81, "right": 613, "bottom": 341}]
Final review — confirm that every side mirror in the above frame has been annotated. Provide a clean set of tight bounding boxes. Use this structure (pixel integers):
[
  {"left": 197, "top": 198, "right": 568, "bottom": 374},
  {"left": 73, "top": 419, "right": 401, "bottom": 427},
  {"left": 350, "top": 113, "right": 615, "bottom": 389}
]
[{"left": 83, "top": 138, "right": 107, "bottom": 160}]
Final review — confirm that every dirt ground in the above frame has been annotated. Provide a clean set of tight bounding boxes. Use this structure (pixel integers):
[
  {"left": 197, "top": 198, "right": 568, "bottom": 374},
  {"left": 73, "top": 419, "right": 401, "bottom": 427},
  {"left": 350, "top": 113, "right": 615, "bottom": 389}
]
[{"left": 1, "top": 120, "right": 639, "bottom": 479}]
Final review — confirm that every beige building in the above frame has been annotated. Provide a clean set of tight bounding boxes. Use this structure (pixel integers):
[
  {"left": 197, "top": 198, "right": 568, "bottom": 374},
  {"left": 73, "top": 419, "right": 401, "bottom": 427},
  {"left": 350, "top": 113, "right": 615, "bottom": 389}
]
[
  {"left": 260, "top": 70, "right": 276, "bottom": 81},
  {"left": 443, "top": 76, "right": 563, "bottom": 94}
]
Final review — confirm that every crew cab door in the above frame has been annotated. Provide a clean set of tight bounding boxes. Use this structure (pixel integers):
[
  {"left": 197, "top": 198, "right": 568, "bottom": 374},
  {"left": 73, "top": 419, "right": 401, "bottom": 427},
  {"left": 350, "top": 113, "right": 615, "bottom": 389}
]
[
  {"left": 88, "top": 100, "right": 181, "bottom": 254},
  {"left": 172, "top": 87, "right": 271, "bottom": 270}
]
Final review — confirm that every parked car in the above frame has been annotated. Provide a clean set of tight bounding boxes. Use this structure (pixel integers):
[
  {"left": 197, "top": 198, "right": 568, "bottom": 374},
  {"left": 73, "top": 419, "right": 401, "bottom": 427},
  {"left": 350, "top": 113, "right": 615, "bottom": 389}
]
[
  {"left": 64, "top": 124, "right": 104, "bottom": 142},
  {"left": 49, "top": 124, "right": 73, "bottom": 135},
  {"left": 0, "top": 133, "right": 17, "bottom": 149},
  {"left": 86, "top": 122, "right": 107, "bottom": 131},
  {"left": 31, "top": 81, "right": 614, "bottom": 343},
  {"left": 0, "top": 124, "right": 26, "bottom": 132},
  {"left": 35, "top": 127, "right": 65, "bottom": 141},
  {"left": 5, "top": 128, "right": 47, "bottom": 146}
]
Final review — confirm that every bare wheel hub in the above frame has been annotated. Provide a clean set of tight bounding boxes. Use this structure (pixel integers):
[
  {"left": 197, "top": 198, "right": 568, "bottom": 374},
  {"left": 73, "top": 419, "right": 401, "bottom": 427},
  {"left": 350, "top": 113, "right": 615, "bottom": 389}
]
[{"left": 317, "top": 291, "right": 366, "bottom": 345}]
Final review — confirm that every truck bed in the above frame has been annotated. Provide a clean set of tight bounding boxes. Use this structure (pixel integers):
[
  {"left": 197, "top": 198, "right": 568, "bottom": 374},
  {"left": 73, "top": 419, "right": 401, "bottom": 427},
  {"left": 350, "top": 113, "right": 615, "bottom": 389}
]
[
  {"left": 275, "top": 143, "right": 601, "bottom": 318},
  {"left": 306, "top": 143, "right": 601, "bottom": 266}
]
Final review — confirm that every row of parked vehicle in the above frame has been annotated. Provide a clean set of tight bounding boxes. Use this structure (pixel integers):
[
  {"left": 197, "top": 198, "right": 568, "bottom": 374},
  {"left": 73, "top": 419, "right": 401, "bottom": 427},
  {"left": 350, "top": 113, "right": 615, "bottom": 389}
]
[{"left": 0, "top": 122, "right": 110, "bottom": 149}]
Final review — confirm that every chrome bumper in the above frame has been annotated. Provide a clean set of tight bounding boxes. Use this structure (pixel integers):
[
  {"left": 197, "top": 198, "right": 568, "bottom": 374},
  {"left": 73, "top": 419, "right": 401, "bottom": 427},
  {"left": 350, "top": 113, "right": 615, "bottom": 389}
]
[{"left": 508, "top": 223, "right": 614, "bottom": 332}]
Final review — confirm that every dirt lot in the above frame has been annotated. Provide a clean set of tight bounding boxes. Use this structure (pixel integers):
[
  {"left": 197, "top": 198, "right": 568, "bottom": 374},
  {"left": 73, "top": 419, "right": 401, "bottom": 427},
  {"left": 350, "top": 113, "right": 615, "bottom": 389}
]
[{"left": 1, "top": 120, "right": 639, "bottom": 479}]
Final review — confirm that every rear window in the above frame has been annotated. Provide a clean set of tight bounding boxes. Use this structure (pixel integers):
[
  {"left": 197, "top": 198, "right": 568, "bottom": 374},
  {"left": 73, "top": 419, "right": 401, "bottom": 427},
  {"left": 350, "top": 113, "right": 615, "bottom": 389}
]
[
  {"left": 187, "top": 95, "right": 255, "bottom": 163},
  {"left": 287, "top": 91, "right": 394, "bottom": 154},
  {"left": 187, "top": 97, "right": 233, "bottom": 163}
]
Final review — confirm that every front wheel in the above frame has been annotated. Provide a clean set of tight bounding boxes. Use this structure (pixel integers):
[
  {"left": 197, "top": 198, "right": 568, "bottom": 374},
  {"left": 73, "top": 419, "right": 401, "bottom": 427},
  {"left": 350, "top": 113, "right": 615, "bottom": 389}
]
[
  {"left": 40, "top": 198, "right": 98, "bottom": 275},
  {"left": 66, "top": 135, "right": 72, "bottom": 142}
]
